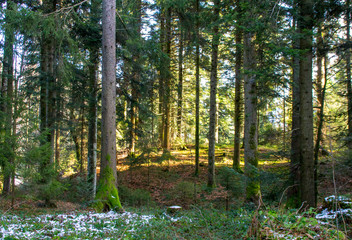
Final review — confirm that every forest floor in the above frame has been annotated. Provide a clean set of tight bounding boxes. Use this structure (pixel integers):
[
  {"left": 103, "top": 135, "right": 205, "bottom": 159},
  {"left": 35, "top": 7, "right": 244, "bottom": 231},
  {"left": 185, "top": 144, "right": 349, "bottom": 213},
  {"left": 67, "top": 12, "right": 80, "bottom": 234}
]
[
  {"left": 0, "top": 145, "right": 351, "bottom": 239},
  {"left": 116, "top": 145, "right": 352, "bottom": 209}
]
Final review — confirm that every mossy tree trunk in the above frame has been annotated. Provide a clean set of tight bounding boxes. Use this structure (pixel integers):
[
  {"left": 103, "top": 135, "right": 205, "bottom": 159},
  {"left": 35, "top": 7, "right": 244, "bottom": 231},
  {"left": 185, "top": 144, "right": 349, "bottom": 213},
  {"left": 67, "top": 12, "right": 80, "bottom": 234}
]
[
  {"left": 243, "top": 30, "right": 260, "bottom": 203},
  {"left": 97, "top": 0, "right": 122, "bottom": 212}
]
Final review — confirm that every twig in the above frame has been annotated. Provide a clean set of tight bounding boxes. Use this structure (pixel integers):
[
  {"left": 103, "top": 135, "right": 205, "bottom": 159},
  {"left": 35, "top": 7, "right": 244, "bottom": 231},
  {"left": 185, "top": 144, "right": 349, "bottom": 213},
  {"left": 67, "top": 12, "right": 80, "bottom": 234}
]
[
  {"left": 296, "top": 201, "right": 306, "bottom": 214},
  {"left": 44, "top": 0, "right": 89, "bottom": 16},
  {"left": 279, "top": 184, "right": 299, "bottom": 207},
  {"left": 3, "top": 200, "right": 29, "bottom": 215},
  {"left": 119, "top": 223, "right": 130, "bottom": 239}
]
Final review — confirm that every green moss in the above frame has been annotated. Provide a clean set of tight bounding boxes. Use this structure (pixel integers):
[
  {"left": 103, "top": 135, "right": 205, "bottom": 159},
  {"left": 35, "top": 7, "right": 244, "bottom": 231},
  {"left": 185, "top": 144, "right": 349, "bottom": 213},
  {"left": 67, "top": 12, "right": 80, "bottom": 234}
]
[
  {"left": 245, "top": 163, "right": 260, "bottom": 202},
  {"left": 94, "top": 165, "right": 123, "bottom": 212},
  {"left": 249, "top": 124, "right": 257, "bottom": 151},
  {"left": 246, "top": 181, "right": 260, "bottom": 201}
]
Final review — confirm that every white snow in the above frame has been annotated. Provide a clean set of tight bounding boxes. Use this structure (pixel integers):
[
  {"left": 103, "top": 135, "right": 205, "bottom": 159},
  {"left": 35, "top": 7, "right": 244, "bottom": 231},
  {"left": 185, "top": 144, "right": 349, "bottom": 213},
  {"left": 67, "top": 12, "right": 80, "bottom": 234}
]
[{"left": 0, "top": 211, "right": 159, "bottom": 239}]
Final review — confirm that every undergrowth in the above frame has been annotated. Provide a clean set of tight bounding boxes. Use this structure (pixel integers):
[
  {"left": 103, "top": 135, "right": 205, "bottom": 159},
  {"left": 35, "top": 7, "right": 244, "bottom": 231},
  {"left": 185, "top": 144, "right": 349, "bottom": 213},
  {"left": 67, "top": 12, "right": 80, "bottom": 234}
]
[{"left": 0, "top": 206, "right": 348, "bottom": 239}]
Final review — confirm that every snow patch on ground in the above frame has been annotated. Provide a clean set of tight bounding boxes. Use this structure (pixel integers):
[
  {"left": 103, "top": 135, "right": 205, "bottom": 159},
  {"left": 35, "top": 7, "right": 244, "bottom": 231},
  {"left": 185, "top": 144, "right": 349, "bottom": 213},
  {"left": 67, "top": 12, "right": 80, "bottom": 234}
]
[{"left": 0, "top": 211, "right": 157, "bottom": 239}]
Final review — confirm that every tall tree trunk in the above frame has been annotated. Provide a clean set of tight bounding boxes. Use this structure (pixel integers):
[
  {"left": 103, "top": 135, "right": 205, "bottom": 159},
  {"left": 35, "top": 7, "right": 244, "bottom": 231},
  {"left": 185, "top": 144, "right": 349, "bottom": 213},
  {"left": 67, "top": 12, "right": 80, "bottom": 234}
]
[
  {"left": 243, "top": 31, "right": 259, "bottom": 203},
  {"left": 177, "top": 28, "right": 183, "bottom": 139},
  {"left": 233, "top": 0, "right": 243, "bottom": 172},
  {"left": 163, "top": 7, "right": 172, "bottom": 151},
  {"left": 195, "top": 0, "right": 200, "bottom": 177},
  {"left": 40, "top": 0, "right": 56, "bottom": 172},
  {"left": 130, "top": 0, "right": 142, "bottom": 154},
  {"left": 314, "top": 53, "right": 328, "bottom": 206},
  {"left": 87, "top": 0, "right": 99, "bottom": 198},
  {"left": 158, "top": 11, "right": 165, "bottom": 146},
  {"left": 11, "top": 57, "right": 20, "bottom": 206},
  {"left": 207, "top": 0, "right": 220, "bottom": 188},
  {"left": 101, "top": 0, "right": 117, "bottom": 182},
  {"left": 288, "top": 14, "right": 300, "bottom": 207},
  {"left": 299, "top": 0, "right": 315, "bottom": 207},
  {"left": 96, "top": 0, "right": 122, "bottom": 212},
  {"left": 1, "top": 0, "right": 15, "bottom": 195},
  {"left": 346, "top": 0, "right": 352, "bottom": 149},
  {"left": 87, "top": 51, "right": 98, "bottom": 199}
]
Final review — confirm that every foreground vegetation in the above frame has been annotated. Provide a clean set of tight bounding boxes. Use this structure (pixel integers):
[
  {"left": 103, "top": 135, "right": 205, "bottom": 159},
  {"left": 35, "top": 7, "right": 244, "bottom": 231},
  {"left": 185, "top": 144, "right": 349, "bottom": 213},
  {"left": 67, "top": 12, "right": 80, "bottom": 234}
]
[{"left": 0, "top": 206, "right": 349, "bottom": 239}]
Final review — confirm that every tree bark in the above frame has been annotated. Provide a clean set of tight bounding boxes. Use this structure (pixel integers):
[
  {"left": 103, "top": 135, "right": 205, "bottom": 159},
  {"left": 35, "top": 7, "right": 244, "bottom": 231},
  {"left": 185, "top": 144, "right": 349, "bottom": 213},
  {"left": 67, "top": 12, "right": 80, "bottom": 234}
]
[
  {"left": 288, "top": 13, "right": 300, "bottom": 207},
  {"left": 40, "top": 0, "right": 56, "bottom": 170},
  {"left": 346, "top": 0, "right": 352, "bottom": 149},
  {"left": 243, "top": 31, "right": 259, "bottom": 203},
  {"left": 158, "top": 10, "right": 165, "bottom": 147},
  {"left": 162, "top": 7, "right": 172, "bottom": 151},
  {"left": 87, "top": 0, "right": 99, "bottom": 198},
  {"left": 195, "top": 0, "right": 200, "bottom": 177},
  {"left": 177, "top": 27, "right": 183, "bottom": 139},
  {"left": 208, "top": 0, "right": 220, "bottom": 188},
  {"left": 101, "top": 0, "right": 117, "bottom": 182},
  {"left": 1, "top": 0, "right": 15, "bottom": 195},
  {"left": 233, "top": 0, "right": 243, "bottom": 172},
  {"left": 130, "top": 0, "right": 142, "bottom": 154},
  {"left": 314, "top": 54, "right": 328, "bottom": 206},
  {"left": 299, "top": 0, "right": 316, "bottom": 207}
]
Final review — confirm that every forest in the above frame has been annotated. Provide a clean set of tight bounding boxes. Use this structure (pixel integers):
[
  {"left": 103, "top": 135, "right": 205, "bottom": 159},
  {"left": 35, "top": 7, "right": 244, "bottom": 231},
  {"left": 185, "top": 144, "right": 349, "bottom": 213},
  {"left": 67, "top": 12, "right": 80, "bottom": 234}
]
[{"left": 0, "top": 0, "right": 352, "bottom": 239}]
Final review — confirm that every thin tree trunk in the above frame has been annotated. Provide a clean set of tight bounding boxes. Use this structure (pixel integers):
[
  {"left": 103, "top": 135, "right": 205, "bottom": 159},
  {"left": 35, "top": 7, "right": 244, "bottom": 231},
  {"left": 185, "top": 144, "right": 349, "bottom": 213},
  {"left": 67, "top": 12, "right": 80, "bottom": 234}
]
[
  {"left": 233, "top": 0, "right": 243, "bottom": 172},
  {"left": 299, "top": 0, "right": 315, "bottom": 207},
  {"left": 195, "top": 0, "right": 200, "bottom": 177},
  {"left": 215, "top": 102, "right": 219, "bottom": 144},
  {"left": 11, "top": 59, "right": 19, "bottom": 207},
  {"left": 208, "top": 0, "right": 220, "bottom": 188},
  {"left": 163, "top": 7, "right": 172, "bottom": 151},
  {"left": 80, "top": 109, "right": 84, "bottom": 173},
  {"left": 87, "top": 54, "right": 98, "bottom": 198},
  {"left": 158, "top": 11, "right": 165, "bottom": 147},
  {"left": 130, "top": 0, "right": 142, "bottom": 154},
  {"left": 283, "top": 98, "right": 286, "bottom": 152},
  {"left": 87, "top": 0, "right": 99, "bottom": 197},
  {"left": 314, "top": 53, "right": 328, "bottom": 206},
  {"left": 346, "top": 0, "right": 352, "bottom": 149},
  {"left": 177, "top": 28, "right": 183, "bottom": 139},
  {"left": 288, "top": 13, "right": 300, "bottom": 207}
]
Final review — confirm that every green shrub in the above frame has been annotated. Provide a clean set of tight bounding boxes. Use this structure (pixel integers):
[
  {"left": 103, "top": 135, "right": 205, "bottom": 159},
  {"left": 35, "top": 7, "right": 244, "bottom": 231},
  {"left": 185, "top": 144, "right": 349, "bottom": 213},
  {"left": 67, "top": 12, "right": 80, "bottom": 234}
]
[
  {"left": 217, "top": 167, "right": 246, "bottom": 197},
  {"left": 21, "top": 143, "right": 67, "bottom": 205},
  {"left": 168, "top": 181, "right": 199, "bottom": 204},
  {"left": 118, "top": 185, "right": 153, "bottom": 207}
]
